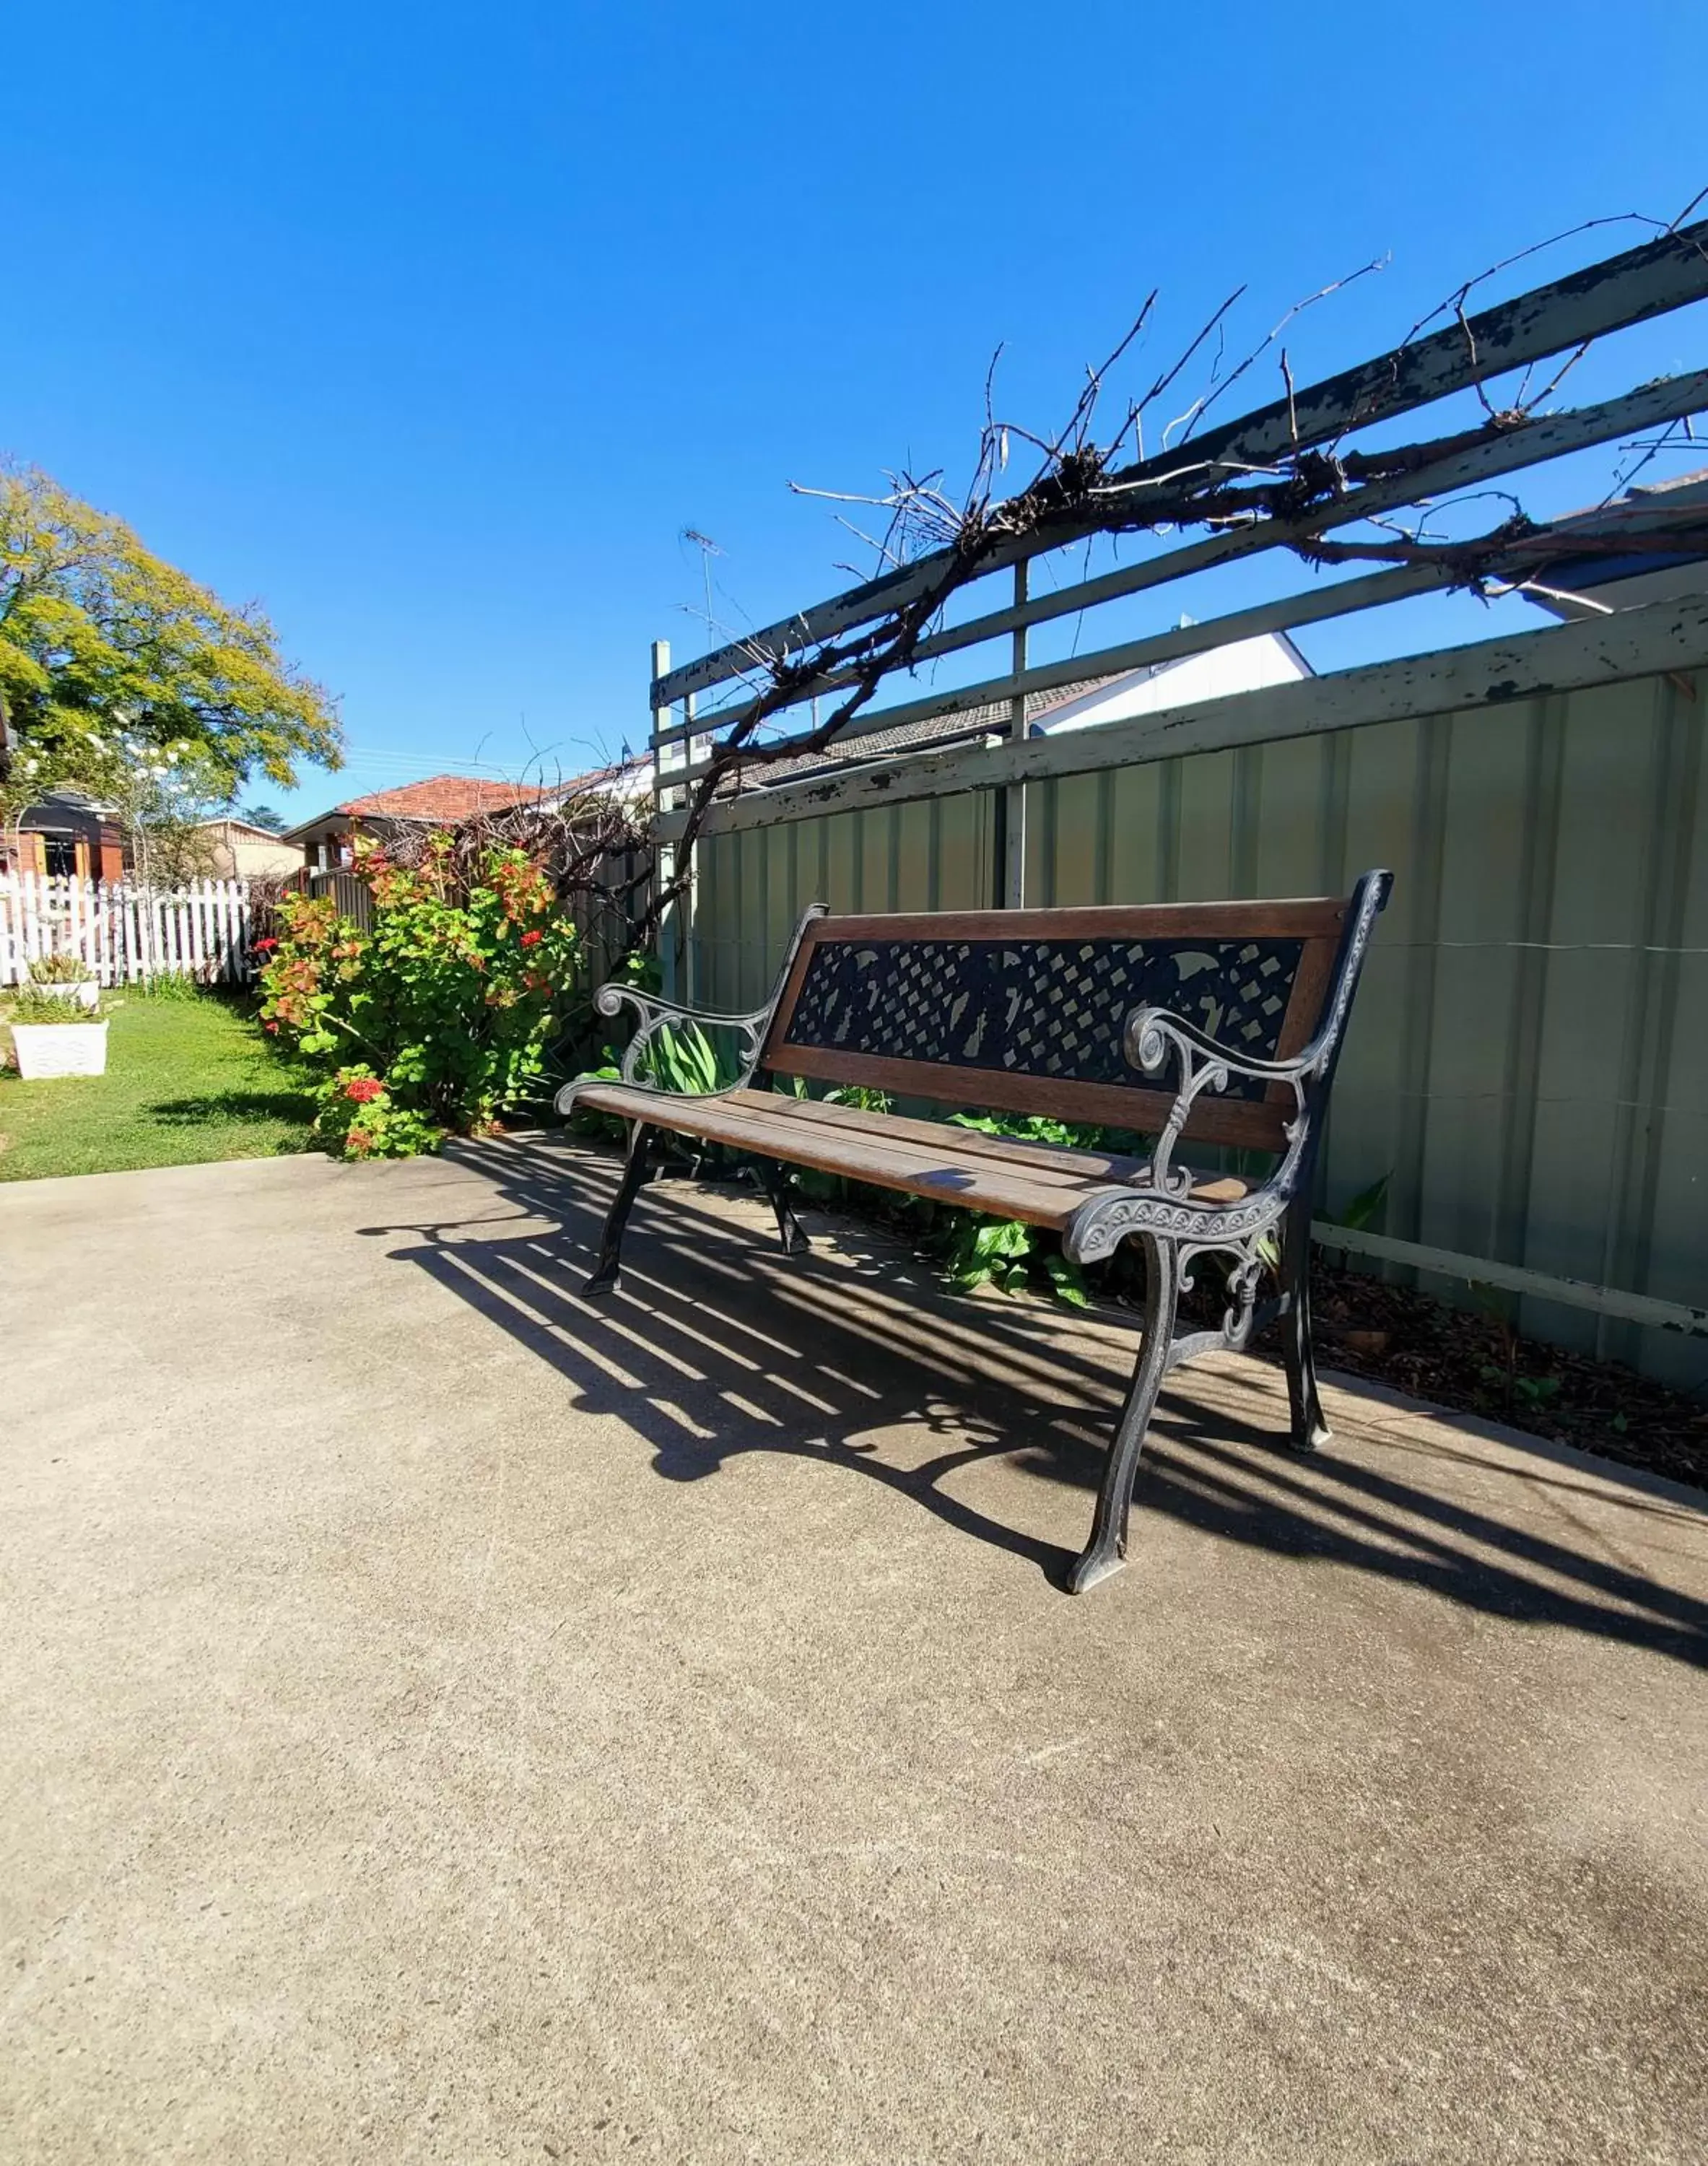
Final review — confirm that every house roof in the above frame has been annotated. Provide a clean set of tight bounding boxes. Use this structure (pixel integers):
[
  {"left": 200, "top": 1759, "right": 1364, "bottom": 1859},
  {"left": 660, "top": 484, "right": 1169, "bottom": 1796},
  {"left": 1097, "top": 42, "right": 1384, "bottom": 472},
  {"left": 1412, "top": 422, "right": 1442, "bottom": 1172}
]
[
  {"left": 283, "top": 762, "right": 650, "bottom": 842},
  {"left": 196, "top": 817, "right": 303, "bottom": 844},
  {"left": 335, "top": 775, "right": 550, "bottom": 821},
  {"left": 282, "top": 773, "right": 548, "bottom": 841},
  {"left": 1517, "top": 466, "right": 1708, "bottom": 617},
  {"left": 19, "top": 787, "right": 121, "bottom": 832}
]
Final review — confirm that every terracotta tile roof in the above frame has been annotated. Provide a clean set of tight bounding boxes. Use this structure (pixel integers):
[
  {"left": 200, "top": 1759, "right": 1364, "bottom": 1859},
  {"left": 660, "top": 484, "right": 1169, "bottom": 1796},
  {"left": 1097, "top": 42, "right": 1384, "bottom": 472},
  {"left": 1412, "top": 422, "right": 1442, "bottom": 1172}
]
[{"left": 334, "top": 775, "right": 550, "bottom": 821}]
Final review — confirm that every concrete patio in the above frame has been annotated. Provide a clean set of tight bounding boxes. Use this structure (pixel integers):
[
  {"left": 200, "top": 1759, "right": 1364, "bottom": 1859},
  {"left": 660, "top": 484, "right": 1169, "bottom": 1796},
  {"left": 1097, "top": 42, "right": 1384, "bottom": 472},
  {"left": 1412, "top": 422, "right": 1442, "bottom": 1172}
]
[{"left": 3, "top": 1138, "right": 1705, "bottom": 2164}]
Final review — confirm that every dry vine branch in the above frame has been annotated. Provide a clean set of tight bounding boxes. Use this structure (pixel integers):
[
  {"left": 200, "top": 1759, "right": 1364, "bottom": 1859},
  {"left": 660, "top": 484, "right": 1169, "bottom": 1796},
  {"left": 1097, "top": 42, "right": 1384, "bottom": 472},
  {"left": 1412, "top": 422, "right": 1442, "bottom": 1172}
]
[{"left": 645, "top": 206, "right": 1708, "bottom": 935}]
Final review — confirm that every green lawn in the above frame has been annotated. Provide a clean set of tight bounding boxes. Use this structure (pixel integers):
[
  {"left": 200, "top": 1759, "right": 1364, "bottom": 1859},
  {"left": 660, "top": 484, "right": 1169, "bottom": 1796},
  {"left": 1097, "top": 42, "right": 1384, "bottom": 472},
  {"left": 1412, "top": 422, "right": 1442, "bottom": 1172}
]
[{"left": 0, "top": 992, "right": 320, "bottom": 1181}]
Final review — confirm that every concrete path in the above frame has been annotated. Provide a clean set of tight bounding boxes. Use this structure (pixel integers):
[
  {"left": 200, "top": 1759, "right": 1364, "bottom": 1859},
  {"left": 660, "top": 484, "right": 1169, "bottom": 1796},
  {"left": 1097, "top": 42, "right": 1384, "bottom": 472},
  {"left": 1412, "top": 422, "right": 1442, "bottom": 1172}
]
[{"left": 3, "top": 1139, "right": 1705, "bottom": 2165}]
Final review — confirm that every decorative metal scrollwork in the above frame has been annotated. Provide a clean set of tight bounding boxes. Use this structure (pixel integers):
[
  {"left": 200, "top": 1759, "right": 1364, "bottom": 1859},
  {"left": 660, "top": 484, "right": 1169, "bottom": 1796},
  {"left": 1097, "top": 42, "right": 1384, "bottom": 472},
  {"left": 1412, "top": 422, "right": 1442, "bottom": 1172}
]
[
  {"left": 1165, "top": 1234, "right": 1273, "bottom": 1370},
  {"left": 556, "top": 903, "right": 828, "bottom": 1119},
  {"left": 610, "top": 983, "right": 772, "bottom": 1089},
  {"left": 1063, "top": 1180, "right": 1283, "bottom": 1267},
  {"left": 1064, "top": 871, "right": 1393, "bottom": 1280},
  {"left": 554, "top": 986, "right": 773, "bottom": 1117}
]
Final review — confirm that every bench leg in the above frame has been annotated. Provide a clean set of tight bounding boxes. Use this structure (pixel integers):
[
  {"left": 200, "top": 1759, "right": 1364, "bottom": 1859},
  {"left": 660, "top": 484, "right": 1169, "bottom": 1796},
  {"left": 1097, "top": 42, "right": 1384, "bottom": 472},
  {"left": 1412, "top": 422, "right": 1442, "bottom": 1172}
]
[
  {"left": 1280, "top": 1188, "right": 1331, "bottom": 1450},
  {"left": 583, "top": 1121, "right": 654, "bottom": 1297},
  {"left": 755, "top": 1158, "right": 811, "bottom": 1256},
  {"left": 1068, "top": 1233, "right": 1178, "bottom": 1594}
]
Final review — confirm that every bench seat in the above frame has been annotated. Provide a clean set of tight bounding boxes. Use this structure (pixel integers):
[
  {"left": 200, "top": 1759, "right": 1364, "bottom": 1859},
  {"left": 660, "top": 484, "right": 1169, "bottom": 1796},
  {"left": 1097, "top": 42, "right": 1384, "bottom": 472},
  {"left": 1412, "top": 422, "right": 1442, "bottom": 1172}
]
[{"left": 574, "top": 1083, "right": 1254, "bottom": 1227}]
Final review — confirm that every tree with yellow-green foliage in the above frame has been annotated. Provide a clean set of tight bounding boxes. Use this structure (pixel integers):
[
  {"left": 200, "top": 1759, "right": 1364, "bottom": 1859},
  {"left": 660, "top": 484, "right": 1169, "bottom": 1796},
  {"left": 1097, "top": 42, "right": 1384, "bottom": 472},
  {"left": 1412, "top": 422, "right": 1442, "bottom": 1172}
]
[{"left": 0, "top": 462, "right": 341, "bottom": 825}]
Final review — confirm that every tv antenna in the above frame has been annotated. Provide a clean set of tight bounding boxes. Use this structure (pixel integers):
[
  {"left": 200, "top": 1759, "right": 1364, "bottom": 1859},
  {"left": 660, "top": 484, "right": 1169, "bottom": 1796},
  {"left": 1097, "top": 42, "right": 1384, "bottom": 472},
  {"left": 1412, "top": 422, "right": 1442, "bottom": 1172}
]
[{"left": 681, "top": 527, "right": 724, "bottom": 653}]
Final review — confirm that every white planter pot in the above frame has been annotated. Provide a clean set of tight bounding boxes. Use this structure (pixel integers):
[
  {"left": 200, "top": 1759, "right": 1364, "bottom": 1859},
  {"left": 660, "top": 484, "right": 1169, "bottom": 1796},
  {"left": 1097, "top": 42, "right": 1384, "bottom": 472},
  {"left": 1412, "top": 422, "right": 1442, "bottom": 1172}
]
[
  {"left": 11, "top": 1020, "right": 109, "bottom": 1079},
  {"left": 35, "top": 980, "right": 101, "bottom": 1011}
]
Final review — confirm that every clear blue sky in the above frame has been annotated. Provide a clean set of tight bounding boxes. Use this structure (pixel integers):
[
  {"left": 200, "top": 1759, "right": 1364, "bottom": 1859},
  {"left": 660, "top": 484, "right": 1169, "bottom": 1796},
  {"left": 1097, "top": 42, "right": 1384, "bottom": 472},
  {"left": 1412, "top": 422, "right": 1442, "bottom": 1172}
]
[{"left": 5, "top": 1, "right": 1704, "bottom": 821}]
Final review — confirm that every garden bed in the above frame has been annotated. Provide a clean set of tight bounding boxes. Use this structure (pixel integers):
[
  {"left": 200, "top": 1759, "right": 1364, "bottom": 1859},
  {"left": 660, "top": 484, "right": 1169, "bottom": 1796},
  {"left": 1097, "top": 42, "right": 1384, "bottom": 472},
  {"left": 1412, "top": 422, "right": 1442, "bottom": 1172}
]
[{"left": 1302, "top": 1265, "right": 1708, "bottom": 1489}]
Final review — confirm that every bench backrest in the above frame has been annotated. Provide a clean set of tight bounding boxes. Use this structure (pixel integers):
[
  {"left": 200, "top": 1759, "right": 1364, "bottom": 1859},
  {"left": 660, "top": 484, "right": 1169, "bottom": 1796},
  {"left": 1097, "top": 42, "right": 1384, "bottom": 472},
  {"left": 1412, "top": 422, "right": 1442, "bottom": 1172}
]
[{"left": 760, "top": 891, "right": 1369, "bottom": 1151}]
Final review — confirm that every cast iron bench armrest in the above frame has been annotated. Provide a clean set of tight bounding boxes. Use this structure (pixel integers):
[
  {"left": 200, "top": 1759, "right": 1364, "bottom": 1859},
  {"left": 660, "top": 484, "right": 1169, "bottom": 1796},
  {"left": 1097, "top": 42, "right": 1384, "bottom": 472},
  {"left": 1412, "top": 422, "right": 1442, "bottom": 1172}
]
[
  {"left": 1117, "top": 1001, "right": 1317, "bottom": 1213},
  {"left": 559, "top": 905, "right": 829, "bottom": 1116},
  {"left": 1119, "top": 867, "right": 1392, "bottom": 1204},
  {"left": 555, "top": 986, "right": 775, "bottom": 1115},
  {"left": 1125, "top": 1004, "right": 1323, "bottom": 1086}
]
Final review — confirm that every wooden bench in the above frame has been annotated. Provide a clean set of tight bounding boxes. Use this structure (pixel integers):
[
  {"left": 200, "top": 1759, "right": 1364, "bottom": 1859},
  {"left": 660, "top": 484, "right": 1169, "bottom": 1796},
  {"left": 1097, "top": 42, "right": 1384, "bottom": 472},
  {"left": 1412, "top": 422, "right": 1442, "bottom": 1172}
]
[{"left": 558, "top": 872, "right": 1392, "bottom": 1592}]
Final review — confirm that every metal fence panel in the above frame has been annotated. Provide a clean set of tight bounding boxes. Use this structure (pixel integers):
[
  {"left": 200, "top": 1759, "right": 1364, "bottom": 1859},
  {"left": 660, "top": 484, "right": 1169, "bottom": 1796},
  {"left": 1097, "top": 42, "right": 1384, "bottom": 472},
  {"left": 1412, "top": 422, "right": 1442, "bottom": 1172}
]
[{"left": 683, "top": 665, "right": 1706, "bottom": 1387}]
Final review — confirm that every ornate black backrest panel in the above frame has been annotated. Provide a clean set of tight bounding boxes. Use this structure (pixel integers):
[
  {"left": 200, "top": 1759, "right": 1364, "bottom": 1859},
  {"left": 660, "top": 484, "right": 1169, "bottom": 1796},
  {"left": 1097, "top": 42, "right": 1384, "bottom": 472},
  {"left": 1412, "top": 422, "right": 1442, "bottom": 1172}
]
[
  {"left": 762, "top": 901, "right": 1348, "bottom": 1149},
  {"left": 780, "top": 936, "right": 1301, "bottom": 1097}
]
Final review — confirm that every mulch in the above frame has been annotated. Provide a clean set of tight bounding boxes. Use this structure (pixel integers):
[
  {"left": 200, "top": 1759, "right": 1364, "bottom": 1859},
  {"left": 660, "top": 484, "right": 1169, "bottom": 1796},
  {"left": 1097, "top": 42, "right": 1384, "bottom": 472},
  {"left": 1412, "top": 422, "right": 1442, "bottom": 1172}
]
[{"left": 1284, "top": 1264, "right": 1708, "bottom": 1491}]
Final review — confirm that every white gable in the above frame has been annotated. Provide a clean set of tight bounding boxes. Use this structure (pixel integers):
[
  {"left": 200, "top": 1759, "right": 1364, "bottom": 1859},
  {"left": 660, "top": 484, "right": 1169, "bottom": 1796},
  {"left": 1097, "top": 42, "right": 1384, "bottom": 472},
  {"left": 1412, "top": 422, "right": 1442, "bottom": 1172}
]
[{"left": 1030, "top": 632, "right": 1311, "bottom": 736}]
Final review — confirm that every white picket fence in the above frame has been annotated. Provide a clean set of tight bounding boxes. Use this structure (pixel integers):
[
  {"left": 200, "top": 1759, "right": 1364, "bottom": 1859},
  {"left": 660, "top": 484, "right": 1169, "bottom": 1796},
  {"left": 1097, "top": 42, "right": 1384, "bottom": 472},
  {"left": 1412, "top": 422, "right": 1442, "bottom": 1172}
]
[{"left": 0, "top": 874, "right": 255, "bottom": 987}]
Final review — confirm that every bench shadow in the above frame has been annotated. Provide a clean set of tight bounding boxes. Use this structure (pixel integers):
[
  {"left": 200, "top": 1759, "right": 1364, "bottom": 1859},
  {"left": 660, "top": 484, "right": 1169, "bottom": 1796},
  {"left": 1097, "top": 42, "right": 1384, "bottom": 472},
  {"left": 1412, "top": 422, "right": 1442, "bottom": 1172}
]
[{"left": 359, "top": 1137, "right": 1708, "bottom": 1666}]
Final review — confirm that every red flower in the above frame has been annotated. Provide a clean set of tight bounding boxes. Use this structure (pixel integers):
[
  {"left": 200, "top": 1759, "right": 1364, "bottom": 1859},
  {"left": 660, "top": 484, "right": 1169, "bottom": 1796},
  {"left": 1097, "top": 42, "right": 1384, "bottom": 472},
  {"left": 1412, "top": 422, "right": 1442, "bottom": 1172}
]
[
  {"left": 346, "top": 1128, "right": 373, "bottom": 1155},
  {"left": 520, "top": 928, "right": 544, "bottom": 948},
  {"left": 344, "top": 1077, "right": 386, "bottom": 1104},
  {"left": 263, "top": 1020, "right": 279, "bottom": 1034},
  {"left": 254, "top": 937, "right": 279, "bottom": 952}
]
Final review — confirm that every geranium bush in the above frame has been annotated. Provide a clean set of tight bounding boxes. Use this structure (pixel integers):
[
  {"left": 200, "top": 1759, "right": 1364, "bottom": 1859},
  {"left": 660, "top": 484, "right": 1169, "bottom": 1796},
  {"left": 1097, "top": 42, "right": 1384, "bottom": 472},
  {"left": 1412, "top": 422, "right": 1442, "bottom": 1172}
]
[{"left": 258, "top": 835, "right": 581, "bottom": 1157}]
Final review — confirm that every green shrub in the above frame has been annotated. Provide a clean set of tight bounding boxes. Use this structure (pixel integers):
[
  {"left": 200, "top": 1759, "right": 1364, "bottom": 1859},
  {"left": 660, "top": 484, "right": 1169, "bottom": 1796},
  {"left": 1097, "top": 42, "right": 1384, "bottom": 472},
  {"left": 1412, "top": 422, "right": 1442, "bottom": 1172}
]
[{"left": 258, "top": 835, "right": 582, "bottom": 1159}]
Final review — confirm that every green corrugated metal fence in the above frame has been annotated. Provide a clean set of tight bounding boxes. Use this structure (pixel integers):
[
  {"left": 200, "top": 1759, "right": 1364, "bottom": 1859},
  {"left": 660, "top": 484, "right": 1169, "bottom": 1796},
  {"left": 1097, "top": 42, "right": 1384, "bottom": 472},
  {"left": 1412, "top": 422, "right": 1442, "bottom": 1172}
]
[{"left": 685, "top": 666, "right": 1706, "bottom": 1388}]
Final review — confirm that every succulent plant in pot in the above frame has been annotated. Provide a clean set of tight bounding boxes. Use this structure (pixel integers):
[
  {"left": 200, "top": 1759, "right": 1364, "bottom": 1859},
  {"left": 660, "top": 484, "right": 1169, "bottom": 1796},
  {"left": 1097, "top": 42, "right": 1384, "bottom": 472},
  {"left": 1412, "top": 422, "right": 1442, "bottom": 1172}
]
[
  {"left": 27, "top": 949, "right": 100, "bottom": 1009},
  {"left": 5, "top": 984, "right": 111, "bottom": 1078}
]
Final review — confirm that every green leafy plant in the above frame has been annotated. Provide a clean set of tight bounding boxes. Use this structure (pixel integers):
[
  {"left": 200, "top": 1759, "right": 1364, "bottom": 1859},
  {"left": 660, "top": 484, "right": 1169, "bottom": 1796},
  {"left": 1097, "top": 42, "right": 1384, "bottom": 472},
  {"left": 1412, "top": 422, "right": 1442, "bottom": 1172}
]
[
  {"left": 938, "top": 1112, "right": 1099, "bottom": 1305},
  {"left": 258, "top": 835, "right": 581, "bottom": 1159},
  {"left": 1042, "top": 1252, "right": 1093, "bottom": 1308},
  {"left": 1465, "top": 1276, "right": 1568, "bottom": 1421},
  {"left": 563, "top": 1010, "right": 741, "bottom": 1143},
  {"left": 1478, "top": 1362, "right": 1563, "bottom": 1412},
  {"left": 639, "top": 1019, "right": 727, "bottom": 1095},
  {"left": 949, "top": 1109, "right": 1109, "bottom": 1151},
  {"left": 1333, "top": 1172, "right": 1391, "bottom": 1233},
  {"left": 135, "top": 970, "right": 206, "bottom": 1001},
  {"left": 310, "top": 1066, "right": 445, "bottom": 1160},
  {"left": 941, "top": 1212, "right": 1034, "bottom": 1294}
]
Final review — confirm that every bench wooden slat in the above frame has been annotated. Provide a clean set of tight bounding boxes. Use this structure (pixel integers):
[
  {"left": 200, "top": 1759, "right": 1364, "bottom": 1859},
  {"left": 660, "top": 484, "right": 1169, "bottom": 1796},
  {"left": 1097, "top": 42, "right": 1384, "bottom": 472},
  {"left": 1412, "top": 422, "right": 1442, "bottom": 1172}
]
[
  {"left": 771, "top": 1093, "right": 1251, "bottom": 1203},
  {"left": 802, "top": 900, "right": 1348, "bottom": 942},
  {"left": 759, "top": 1092, "right": 1152, "bottom": 1179},
  {"left": 573, "top": 1084, "right": 1252, "bottom": 1229}
]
